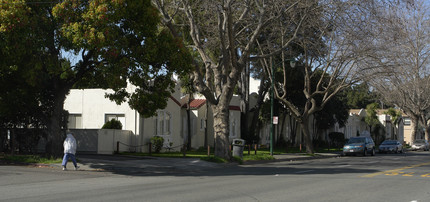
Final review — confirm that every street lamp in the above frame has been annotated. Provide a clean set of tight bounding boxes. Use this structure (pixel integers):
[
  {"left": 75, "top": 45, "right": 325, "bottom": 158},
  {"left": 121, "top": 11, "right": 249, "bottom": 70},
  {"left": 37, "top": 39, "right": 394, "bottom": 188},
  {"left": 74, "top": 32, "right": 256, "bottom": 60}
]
[{"left": 270, "top": 58, "right": 296, "bottom": 156}]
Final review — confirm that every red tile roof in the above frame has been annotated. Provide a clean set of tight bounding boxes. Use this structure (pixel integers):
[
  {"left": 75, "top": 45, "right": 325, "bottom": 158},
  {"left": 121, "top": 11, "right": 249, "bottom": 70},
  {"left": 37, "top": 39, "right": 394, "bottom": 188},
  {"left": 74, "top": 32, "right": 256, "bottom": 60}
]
[
  {"left": 191, "top": 99, "right": 206, "bottom": 109},
  {"left": 182, "top": 98, "right": 241, "bottom": 111},
  {"left": 182, "top": 99, "right": 206, "bottom": 109}
]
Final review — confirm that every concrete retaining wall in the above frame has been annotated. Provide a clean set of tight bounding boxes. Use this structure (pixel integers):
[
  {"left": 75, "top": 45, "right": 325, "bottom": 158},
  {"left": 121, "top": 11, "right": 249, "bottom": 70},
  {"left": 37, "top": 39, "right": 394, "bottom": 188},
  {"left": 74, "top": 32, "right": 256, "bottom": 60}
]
[
  {"left": 37, "top": 129, "right": 134, "bottom": 154},
  {"left": 71, "top": 129, "right": 98, "bottom": 153},
  {"left": 97, "top": 129, "right": 133, "bottom": 154}
]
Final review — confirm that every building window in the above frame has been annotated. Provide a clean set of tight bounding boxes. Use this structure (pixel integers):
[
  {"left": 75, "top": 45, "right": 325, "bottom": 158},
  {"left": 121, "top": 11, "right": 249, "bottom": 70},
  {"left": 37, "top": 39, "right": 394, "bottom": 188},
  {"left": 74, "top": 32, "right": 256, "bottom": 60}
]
[
  {"left": 68, "top": 114, "right": 82, "bottom": 129},
  {"left": 155, "top": 111, "right": 172, "bottom": 135},
  {"left": 200, "top": 119, "right": 206, "bottom": 131},
  {"left": 404, "top": 118, "right": 411, "bottom": 126},
  {"left": 105, "top": 114, "right": 125, "bottom": 129}
]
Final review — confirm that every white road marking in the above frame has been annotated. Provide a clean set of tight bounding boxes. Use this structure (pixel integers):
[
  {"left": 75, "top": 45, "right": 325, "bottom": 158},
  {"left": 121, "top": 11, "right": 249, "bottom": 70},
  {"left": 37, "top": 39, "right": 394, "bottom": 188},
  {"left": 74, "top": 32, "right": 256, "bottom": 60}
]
[{"left": 336, "top": 165, "right": 351, "bottom": 167}]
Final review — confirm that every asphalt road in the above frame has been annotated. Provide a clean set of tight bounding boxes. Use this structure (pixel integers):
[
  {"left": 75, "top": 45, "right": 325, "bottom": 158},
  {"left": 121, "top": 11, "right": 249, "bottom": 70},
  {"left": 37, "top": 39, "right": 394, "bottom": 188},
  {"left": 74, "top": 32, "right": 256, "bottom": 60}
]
[{"left": 1, "top": 151, "right": 430, "bottom": 202}]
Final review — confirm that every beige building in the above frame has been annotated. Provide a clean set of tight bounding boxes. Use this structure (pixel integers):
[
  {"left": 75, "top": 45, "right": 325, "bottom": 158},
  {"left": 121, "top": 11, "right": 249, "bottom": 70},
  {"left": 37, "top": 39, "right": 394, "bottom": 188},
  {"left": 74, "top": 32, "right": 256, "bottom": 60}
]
[
  {"left": 402, "top": 115, "right": 426, "bottom": 145},
  {"left": 335, "top": 109, "right": 404, "bottom": 143}
]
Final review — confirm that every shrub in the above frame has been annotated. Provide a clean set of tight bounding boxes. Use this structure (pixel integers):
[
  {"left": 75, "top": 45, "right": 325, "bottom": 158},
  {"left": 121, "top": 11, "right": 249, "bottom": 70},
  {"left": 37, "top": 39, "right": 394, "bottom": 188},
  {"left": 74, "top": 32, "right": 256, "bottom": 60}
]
[
  {"left": 150, "top": 136, "right": 164, "bottom": 153},
  {"left": 312, "top": 138, "right": 328, "bottom": 148},
  {"left": 328, "top": 132, "right": 345, "bottom": 148},
  {"left": 102, "top": 119, "right": 123, "bottom": 129}
]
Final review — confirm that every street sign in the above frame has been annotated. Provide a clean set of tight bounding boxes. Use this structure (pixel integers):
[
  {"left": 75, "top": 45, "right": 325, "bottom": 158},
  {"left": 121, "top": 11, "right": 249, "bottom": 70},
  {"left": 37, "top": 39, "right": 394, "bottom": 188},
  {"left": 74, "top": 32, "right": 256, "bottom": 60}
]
[{"left": 273, "top": 116, "right": 278, "bottom": 124}]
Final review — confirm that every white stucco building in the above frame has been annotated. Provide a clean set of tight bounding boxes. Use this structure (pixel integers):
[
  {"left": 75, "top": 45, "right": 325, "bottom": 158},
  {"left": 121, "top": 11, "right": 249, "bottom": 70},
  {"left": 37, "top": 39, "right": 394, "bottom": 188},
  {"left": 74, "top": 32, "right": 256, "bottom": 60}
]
[
  {"left": 64, "top": 82, "right": 241, "bottom": 152},
  {"left": 334, "top": 109, "right": 404, "bottom": 142}
]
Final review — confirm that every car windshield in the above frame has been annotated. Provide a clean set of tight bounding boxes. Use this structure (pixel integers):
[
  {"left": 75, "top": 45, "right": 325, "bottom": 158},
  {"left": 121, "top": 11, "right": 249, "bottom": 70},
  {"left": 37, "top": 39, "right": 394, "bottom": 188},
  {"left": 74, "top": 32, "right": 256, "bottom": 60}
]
[
  {"left": 414, "top": 140, "right": 425, "bottom": 143},
  {"left": 381, "top": 141, "right": 397, "bottom": 145},
  {"left": 347, "top": 138, "right": 366, "bottom": 144}
]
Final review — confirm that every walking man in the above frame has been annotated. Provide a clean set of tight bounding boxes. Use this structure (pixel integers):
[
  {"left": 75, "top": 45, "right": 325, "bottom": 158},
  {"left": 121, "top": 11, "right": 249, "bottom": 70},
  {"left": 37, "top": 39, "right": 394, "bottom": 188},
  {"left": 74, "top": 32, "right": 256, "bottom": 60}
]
[{"left": 62, "top": 132, "right": 79, "bottom": 171}]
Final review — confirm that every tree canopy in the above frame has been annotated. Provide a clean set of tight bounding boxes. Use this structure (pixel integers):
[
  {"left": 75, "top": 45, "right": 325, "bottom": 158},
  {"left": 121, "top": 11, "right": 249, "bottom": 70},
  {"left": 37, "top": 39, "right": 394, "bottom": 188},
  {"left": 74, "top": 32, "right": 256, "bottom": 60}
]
[
  {"left": 361, "top": 0, "right": 430, "bottom": 141},
  {"left": 345, "top": 83, "right": 377, "bottom": 109},
  {"left": 0, "top": 0, "right": 191, "bottom": 156}
]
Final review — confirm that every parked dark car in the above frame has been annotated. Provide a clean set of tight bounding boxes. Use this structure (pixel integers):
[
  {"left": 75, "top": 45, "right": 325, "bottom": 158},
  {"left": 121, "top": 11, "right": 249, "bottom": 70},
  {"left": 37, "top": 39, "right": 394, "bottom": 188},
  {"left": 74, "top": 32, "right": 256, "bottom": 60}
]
[
  {"left": 343, "top": 137, "right": 376, "bottom": 156},
  {"left": 411, "top": 139, "right": 429, "bottom": 151},
  {"left": 378, "top": 140, "right": 403, "bottom": 153}
]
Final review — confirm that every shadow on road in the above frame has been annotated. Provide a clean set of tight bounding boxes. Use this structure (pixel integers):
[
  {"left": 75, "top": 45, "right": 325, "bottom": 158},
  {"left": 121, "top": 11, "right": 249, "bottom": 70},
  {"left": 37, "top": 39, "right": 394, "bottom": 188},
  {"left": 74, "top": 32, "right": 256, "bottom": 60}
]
[{"left": 77, "top": 154, "right": 382, "bottom": 177}]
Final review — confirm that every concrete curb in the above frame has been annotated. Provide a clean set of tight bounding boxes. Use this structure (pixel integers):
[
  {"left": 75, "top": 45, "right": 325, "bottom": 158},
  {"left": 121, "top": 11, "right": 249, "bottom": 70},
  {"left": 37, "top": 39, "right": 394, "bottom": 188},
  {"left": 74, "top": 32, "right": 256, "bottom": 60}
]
[{"left": 243, "top": 153, "right": 342, "bottom": 165}]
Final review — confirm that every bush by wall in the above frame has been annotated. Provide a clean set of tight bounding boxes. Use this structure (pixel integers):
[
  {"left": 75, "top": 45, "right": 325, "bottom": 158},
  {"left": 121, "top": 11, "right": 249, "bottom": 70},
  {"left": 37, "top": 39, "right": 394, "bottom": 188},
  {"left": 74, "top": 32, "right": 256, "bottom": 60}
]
[
  {"left": 102, "top": 119, "right": 123, "bottom": 129},
  {"left": 150, "top": 136, "right": 164, "bottom": 153},
  {"left": 328, "top": 132, "right": 345, "bottom": 148}
]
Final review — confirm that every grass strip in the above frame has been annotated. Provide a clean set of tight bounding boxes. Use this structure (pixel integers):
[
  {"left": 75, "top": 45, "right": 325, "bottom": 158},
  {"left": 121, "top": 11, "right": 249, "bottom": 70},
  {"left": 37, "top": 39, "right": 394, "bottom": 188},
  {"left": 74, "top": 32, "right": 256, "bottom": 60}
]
[{"left": 1, "top": 155, "right": 63, "bottom": 164}]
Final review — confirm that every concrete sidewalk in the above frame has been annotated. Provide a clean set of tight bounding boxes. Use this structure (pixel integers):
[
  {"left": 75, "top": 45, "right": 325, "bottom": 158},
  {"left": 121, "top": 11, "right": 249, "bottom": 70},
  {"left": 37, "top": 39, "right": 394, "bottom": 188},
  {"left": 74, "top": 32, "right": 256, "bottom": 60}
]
[
  {"left": 51, "top": 154, "right": 228, "bottom": 175},
  {"left": 50, "top": 152, "right": 341, "bottom": 174}
]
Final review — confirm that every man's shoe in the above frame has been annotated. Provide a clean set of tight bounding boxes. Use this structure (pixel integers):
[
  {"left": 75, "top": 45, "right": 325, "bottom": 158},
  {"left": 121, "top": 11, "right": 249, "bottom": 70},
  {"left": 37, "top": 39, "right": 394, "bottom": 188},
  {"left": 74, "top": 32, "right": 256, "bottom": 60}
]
[
  {"left": 62, "top": 166, "right": 67, "bottom": 171},
  {"left": 74, "top": 166, "right": 80, "bottom": 171}
]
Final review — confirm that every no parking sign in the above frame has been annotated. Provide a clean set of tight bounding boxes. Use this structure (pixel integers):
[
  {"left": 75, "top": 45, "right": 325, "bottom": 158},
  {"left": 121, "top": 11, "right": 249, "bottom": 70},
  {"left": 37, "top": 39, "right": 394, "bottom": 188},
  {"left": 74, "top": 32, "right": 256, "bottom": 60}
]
[{"left": 273, "top": 116, "right": 278, "bottom": 125}]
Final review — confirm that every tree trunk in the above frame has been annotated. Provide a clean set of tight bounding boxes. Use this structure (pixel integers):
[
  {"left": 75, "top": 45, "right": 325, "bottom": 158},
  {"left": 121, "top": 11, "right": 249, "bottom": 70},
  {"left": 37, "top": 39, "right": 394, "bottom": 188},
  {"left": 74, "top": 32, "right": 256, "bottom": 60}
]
[
  {"left": 10, "top": 128, "right": 15, "bottom": 156},
  {"left": 240, "top": 61, "right": 250, "bottom": 144},
  {"left": 46, "top": 90, "right": 67, "bottom": 158},
  {"left": 249, "top": 79, "right": 268, "bottom": 144},
  {"left": 290, "top": 116, "right": 297, "bottom": 145},
  {"left": 425, "top": 126, "right": 430, "bottom": 141},
  {"left": 240, "top": 111, "right": 248, "bottom": 143},
  {"left": 204, "top": 103, "right": 209, "bottom": 148},
  {"left": 411, "top": 118, "right": 418, "bottom": 141},
  {"left": 186, "top": 109, "right": 191, "bottom": 151},
  {"left": 278, "top": 113, "right": 287, "bottom": 145},
  {"left": 212, "top": 104, "right": 231, "bottom": 160},
  {"left": 299, "top": 117, "right": 314, "bottom": 154}
]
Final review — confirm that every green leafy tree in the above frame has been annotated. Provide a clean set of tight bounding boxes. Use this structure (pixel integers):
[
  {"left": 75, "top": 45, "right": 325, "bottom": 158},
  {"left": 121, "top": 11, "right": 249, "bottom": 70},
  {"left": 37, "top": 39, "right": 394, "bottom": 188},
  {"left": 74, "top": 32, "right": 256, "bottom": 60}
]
[
  {"left": 384, "top": 107, "right": 402, "bottom": 139},
  {"left": 365, "top": 103, "right": 387, "bottom": 144},
  {"left": 345, "top": 83, "right": 377, "bottom": 109},
  {"left": 0, "top": 0, "right": 191, "bottom": 157},
  {"left": 102, "top": 119, "right": 123, "bottom": 130},
  {"left": 365, "top": 103, "right": 380, "bottom": 133},
  {"left": 328, "top": 132, "right": 345, "bottom": 148},
  {"left": 180, "top": 76, "right": 196, "bottom": 151},
  {"left": 314, "top": 93, "right": 349, "bottom": 137}
]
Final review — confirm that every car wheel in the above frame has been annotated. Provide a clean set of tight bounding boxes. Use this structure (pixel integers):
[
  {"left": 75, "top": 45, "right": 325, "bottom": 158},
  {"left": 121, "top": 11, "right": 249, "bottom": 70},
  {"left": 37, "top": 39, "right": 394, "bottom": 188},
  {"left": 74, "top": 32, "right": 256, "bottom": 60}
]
[{"left": 371, "top": 148, "right": 375, "bottom": 156}]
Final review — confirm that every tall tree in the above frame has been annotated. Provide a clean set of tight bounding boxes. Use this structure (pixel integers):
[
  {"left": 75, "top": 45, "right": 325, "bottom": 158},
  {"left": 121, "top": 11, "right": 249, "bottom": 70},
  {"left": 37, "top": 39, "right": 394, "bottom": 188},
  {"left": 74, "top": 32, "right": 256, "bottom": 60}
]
[
  {"left": 313, "top": 92, "right": 349, "bottom": 139},
  {"left": 257, "top": 0, "right": 376, "bottom": 153},
  {"left": 345, "top": 83, "right": 377, "bottom": 109},
  {"left": 362, "top": 0, "right": 430, "bottom": 141},
  {"left": 365, "top": 103, "right": 380, "bottom": 134},
  {"left": 0, "top": 0, "right": 191, "bottom": 156},
  {"left": 384, "top": 107, "right": 402, "bottom": 140},
  {"left": 153, "top": 0, "right": 306, "bottom": 159}
]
